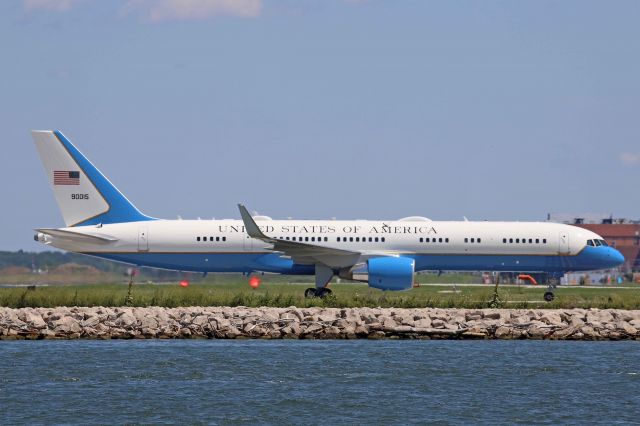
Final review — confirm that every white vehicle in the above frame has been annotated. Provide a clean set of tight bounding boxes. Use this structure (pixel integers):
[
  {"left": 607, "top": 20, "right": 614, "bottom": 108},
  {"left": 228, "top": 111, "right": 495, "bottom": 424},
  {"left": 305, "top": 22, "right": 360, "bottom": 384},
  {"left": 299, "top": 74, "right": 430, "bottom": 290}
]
[{"left": 32, "top": 130, "right": 624, "bottom": 301}]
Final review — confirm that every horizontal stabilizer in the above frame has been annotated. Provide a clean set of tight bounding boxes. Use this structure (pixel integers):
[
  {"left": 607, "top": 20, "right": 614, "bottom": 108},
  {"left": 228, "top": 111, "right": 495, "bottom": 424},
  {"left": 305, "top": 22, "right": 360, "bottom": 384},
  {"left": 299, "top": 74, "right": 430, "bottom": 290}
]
[{"left": 36, "top": 228, "right": 119, "bottom": 245}]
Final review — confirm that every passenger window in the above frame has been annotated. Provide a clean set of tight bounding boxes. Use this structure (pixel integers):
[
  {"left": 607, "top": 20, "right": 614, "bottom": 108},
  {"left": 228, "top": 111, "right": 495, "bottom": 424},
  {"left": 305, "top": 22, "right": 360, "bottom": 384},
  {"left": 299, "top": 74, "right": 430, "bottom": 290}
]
[
  {"left": 509, "top": 238, "right": 513, "bottom": 243},
  {"left": 516, "top": 239, "right": 519, "bottom": 243},
  {"left": 375, "top": 237, "right": 379, "bottom": 242},
  {"left": 536, "top": 239, "right": 539, "bottom": 244},
  {"left": 420, "top": 238, "right": 423, "bottom": 243},
  {"left": 311, "top": 237, "right": 315, "bottom": 242},
  {"left": 439, "top": 238, "right": 443, "bottom": 243},
  {"left": 350, "top": 237, "right": 354, "bottom": 242},
  {"left": 368, "top": 237, "right": 372, "bottom": 242},
  {"left": 464, "top": 238, "right": 468, "bottom": 243},
  {"left": 470, "top": 238, "right": 475, "bottom": 243},
  {"left": 222, "top": 237, "right": 227, "bottom": 242},
  {"left": 381, "top": 237, "right": 386, "bottom": 242},
  {"left": 502, "top": 238, "right": 506, "bottom": 243},
  {"left": 446, "top": 238, "right": 449, "bottom": 243},
  {"left": 216, "top": 237, "right": 220, "bottom": 242},
  {"left": 543, "top": 239, "right": 547, "bottom": 244},
  {"left": 478, "top": 238, "right": 481, "bottom": 243},
  {"left": 355, "top": 237, "right": 360, "bottom": 242},
  {"left": 324, "top": 237, "right": 328, "bottom": 242}
]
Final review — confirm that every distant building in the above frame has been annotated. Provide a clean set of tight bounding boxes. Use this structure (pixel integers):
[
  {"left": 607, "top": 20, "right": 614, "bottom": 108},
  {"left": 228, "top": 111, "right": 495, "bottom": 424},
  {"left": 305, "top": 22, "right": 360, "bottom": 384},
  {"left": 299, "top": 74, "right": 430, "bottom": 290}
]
[{"left": 548, "top": 214, "right": 640, "bottom": 272}]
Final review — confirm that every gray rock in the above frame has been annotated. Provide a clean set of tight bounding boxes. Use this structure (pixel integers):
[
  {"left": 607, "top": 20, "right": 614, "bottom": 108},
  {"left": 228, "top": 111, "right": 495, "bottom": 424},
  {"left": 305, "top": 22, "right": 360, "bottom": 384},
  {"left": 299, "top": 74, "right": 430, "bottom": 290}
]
[
  {"left": 431, "top": 319, "right": 445, "bottom": 329},
  {"left": 540, "top": 312, "right": 563, "bottom": 326},
  {"left": 52, "top": 316, "right": 82, "bottom": 334},
  {"left": 552, "top": 325, "right": 578, "bottom": 339},
  {"left": 494, "top": 326, "right": 513, "bottom": 339},
  {"left": 81, "top": 316, "right": 100, "bottom": 328},
  {"left": 617, "top": 321, "right": 638, "bottom": 336},
  {"left": 414, "top": 318, "right": 432, "bottom": 329},
  {"left": 484, "top": 311, "right": 501, "bottom": 320},
  {"left": 25, "top": 313, "right": 46, "bottom": 329},
  {"left": 580, "top": 326, "right": 599, "bottom": 339}
]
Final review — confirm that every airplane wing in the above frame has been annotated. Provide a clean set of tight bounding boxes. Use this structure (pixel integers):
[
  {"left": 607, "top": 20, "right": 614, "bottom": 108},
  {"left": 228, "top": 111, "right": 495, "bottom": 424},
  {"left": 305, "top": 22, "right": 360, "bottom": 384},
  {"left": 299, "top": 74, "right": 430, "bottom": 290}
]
[
  {"left": 36, "top": 228, "right": 119, "bottom": 245},
  {"left": 238, "top": 204, "right": 361, "bottom": 268}
]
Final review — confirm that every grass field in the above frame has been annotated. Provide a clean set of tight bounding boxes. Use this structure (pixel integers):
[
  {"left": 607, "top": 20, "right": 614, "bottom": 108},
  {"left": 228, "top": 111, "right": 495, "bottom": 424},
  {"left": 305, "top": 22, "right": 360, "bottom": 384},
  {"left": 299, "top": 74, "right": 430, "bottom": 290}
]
[{"left": 1, "top": 277, "right": 640, "bottom": 309}]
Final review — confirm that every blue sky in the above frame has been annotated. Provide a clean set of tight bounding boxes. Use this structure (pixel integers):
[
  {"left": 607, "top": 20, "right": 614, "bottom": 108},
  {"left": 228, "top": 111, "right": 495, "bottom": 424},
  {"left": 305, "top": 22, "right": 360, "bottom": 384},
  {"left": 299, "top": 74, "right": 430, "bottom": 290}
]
[{"left": 1, "top": 0, "right": 639, "bottom": 251}]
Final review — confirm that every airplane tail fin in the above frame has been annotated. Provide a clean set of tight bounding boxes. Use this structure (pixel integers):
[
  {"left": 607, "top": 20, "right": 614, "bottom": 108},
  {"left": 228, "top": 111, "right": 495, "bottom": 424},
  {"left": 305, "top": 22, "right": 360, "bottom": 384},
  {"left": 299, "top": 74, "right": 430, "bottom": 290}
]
[{"left": 31, "top": 130, "right": 155, "bottom": 227}]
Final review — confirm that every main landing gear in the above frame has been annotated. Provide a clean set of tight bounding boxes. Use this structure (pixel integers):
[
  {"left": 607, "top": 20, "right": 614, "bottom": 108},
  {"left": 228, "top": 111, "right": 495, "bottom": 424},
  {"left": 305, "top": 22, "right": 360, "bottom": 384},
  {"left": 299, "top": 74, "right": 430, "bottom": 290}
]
[
  {"left": 304, "top": 264, "right": 334, "bottom": 299},
  {"left": 304, "top": 287, "right": 333, "bottom": 298}
]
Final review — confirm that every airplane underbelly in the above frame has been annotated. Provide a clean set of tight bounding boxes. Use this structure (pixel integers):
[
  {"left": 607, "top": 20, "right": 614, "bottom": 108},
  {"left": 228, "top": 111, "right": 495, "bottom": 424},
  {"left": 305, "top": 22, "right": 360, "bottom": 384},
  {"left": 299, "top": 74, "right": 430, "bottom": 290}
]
[
  {"left": 412, "top": 254, "right": 572, "bottom": 273},
  {"left": 82, "top": 252, "right": 314, "bottom": 275}
]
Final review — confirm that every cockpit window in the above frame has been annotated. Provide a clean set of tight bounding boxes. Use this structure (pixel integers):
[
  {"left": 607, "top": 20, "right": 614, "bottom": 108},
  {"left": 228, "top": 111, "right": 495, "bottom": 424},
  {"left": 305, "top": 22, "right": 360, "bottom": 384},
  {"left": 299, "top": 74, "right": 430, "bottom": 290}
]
[
  {"left": 599, "top": 239, "right": 609, "bottom": 247},
  {"left": 587, "top": 240, "right": 594, "bottom": 246},
  {"left": 594, "top": 239, "right": 602, "bottom": 246}
]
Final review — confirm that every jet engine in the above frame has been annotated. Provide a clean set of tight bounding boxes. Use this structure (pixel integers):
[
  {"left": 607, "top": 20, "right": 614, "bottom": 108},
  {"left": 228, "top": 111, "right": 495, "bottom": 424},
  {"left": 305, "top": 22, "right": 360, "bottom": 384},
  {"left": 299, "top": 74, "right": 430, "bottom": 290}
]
[{"left": 367, "top": 256, "right": 415, "bottom": 291}]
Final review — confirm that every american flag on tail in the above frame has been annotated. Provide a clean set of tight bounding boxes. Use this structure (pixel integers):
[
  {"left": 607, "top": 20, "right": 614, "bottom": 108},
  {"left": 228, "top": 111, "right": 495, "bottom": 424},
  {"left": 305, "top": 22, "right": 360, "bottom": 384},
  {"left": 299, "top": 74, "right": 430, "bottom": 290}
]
[{"left": 53, "top": 171, "right": 80, "bottom": 185}]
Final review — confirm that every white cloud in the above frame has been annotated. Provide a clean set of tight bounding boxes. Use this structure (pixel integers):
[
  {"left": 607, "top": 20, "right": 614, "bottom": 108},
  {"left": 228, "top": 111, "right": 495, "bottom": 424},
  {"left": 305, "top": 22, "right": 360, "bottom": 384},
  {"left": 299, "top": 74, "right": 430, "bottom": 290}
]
[
  {"left": 620, "top": 153, "right": 640, "bottom": 165},
  {"left": 24, "top": 0, "right": 83, "bottom": 11},
  {"left": 125, "top": 0, "right": 262, "bottom": 22}
]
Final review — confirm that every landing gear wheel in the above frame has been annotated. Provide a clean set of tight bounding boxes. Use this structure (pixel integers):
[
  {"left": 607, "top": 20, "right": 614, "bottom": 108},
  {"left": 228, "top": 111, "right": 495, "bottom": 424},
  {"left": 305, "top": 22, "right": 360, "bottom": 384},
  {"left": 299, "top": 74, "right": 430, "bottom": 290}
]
[
  {"left": 543, "top": 291, "right": 555, "bottom": 302},
  {"left": 304, "top": 288, "right": 332, "bottom": 298},
  {"left": 316, "top": 288, "right": 332, "bottom": 298}
]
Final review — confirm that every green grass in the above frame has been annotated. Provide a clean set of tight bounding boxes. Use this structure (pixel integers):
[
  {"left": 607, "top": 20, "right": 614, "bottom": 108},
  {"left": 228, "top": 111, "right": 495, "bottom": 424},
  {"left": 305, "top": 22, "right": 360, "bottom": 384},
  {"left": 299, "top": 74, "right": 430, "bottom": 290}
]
[{"left": 1, "top": 279, "right": 640, "bottom": 309}]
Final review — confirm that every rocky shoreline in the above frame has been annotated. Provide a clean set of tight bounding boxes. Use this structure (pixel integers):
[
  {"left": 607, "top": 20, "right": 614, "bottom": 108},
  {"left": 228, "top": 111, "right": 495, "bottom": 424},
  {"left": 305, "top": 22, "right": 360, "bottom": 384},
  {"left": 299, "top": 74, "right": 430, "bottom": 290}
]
[{"left": 1, "top": 307, "right": 639, "bottom": 340}]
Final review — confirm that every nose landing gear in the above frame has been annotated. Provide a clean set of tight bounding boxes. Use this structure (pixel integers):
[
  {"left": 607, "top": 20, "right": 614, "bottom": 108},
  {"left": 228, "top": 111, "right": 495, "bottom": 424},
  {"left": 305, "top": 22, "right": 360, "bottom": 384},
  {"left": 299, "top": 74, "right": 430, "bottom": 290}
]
[{"left": 543, "top": 275, "right": 561, "bottom": 302}]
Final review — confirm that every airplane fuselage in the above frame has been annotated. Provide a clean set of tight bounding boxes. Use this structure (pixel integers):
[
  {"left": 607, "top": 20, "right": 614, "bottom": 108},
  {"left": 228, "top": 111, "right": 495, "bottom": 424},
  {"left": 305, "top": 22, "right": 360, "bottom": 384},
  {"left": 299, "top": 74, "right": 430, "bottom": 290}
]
[{"left": 37, "top": 218, "right": 624, "bottom": 275}]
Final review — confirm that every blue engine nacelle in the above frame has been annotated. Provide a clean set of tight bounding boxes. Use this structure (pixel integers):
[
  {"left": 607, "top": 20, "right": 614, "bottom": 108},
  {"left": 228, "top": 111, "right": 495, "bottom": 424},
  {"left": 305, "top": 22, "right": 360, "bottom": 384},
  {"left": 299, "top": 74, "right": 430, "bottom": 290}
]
[{"left": 367, "top": 256, "right": 415, "bottom": 291}]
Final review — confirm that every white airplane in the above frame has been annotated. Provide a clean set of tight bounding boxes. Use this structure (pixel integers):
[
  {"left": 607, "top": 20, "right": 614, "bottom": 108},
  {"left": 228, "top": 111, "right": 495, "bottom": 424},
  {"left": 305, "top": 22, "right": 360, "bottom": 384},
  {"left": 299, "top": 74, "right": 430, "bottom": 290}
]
[{"left": 31, "top": 130, "right": 624, "bottom": 301}]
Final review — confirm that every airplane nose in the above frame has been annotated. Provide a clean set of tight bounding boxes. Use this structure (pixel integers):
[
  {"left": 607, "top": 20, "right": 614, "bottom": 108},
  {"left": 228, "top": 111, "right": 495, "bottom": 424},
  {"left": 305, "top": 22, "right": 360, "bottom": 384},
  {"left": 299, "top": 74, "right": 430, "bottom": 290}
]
[
  {"left": 606, "top": 247, "right": 625, "bottom": 267},
  {"left": 612, "top": 248, "right": 625, "bottom": 265}
]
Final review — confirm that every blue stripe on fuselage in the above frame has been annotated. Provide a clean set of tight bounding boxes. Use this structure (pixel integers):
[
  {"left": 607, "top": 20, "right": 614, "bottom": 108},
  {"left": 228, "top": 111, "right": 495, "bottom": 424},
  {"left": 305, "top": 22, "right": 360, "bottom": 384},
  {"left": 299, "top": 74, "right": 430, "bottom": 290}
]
[
  {"left": 83, "top": 245, "right": 621, "bottom": 274},
  {"left": 84, "top": 252, "right": 315, "bottom": 275}
]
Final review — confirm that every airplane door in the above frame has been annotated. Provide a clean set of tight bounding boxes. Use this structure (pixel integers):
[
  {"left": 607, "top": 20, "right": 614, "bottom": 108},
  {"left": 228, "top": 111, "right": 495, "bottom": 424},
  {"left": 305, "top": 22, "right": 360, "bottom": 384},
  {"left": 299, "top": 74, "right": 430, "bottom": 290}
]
[
  {"left": 558, "top": 232, "right": 569, "bottom": 254},
  {"left": 243, "top": 235, "right": 253, "bottom": 251},
  {"left": 138, "top": 227, "right": 149, "bottom": 252}
]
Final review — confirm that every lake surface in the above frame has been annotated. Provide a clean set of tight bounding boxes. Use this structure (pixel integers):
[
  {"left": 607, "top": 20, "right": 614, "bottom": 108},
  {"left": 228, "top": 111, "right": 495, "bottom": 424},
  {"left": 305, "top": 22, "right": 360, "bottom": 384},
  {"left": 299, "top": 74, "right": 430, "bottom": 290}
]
[{"left": 1, "top": 340, "right": 639, "bottom": 425}]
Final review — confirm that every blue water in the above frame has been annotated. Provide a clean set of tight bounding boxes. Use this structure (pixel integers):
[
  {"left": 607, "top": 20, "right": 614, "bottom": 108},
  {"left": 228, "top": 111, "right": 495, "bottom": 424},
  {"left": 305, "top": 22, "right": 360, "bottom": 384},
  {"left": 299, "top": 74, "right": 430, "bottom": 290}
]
[{"left": 1, "top": 340, "right": 639, "bottom": 425}]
